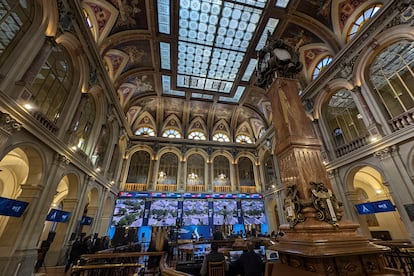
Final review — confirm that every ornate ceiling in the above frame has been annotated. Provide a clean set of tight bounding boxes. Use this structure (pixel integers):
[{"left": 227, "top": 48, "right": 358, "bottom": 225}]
[{"left": 80, "top": 0, "right": 374, "bottom": 143}]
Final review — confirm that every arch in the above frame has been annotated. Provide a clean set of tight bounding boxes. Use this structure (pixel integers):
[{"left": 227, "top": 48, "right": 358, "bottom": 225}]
[
  {"left": 353, "top": 26, "right": 414, "bottom": 87},
  {"left": 211, "top": 119, "right": 231, "bottom": 141},
  {"left": 42, "top": 0, "right": 59, "bottom": 36},
  {"left": 133, "top": 111, "right": 157, "bottom": 135},
  {"left": 126, "top": 144, "right": 155, "bottom": 160},
  {"left": 161, "top": 114, "right": 183, "bottom": 137}
]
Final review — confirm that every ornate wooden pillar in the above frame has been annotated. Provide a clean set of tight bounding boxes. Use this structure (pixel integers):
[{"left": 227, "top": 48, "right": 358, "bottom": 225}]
[{"left": 257, "top": 37, "right": 389, "bottom": 275}]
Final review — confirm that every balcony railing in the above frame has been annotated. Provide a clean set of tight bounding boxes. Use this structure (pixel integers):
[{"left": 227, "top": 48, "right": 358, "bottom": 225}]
[
  {"left": 213, "top": 185, "right": 231, "bottom": 193},
  {"left": 186, "top": 185, "right": 205, "bottom": 192},
  {"left": 240, "top": 186, "right": 257, "bottom": 193},
  {"left": 335, "top": 135, "right": 369, "bottom": 157},
  {"left": 389, "top": 109, "right": 414, "bottom": 131},
  {"left": 156, "top": 184, "right": 177, "bottom": 192},
  {"left": 124, "top": 183, "right": 147, "bottom": 191}
]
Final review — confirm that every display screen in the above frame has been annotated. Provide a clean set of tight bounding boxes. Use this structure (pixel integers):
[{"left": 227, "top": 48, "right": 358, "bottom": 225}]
[
  {"left": 112, "top": 198, "right": 145, "bottom": 227},
  {"left": 0, "top": 196, "right": 29, "bottom": 217},
  {"left": 355, "top": 199, "right": 395, "bottom": 215},
  {"left": 148, "top": 199, "right": 178, "bottom": 226},
  {"left": 183, "top": 200, "right": 209, "bottom": 225},
  {"left": 241, "top": 200, "right": 267, "bottom": 225},
  {"left": 46, "top": 209, "right": 71, "bottom": 222},
  {"left": 213, "top": 200, "right": 238, "bottom": 225}
]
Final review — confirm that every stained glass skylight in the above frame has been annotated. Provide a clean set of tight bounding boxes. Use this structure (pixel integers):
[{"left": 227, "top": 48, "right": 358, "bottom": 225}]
[
  {"left": 242, "top": 59, "right": 257, "bottom": 81},
  {"left": 177, "top": 0, "right": 266, "bottom": 94},
  {"left": 162, "top": 75, "right": 186, "bottom": 96}
]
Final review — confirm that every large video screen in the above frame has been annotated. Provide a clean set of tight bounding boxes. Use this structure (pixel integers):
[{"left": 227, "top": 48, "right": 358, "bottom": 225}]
[
  {"left": 112, "top": 198, "right": 145, "bottom": 227},
  {"left": 148, "top": 199, "right": 178, "bottom": 226},
  {"left": 183, "top": 200, "right": 209, "bottom": 226},
  {"left": 213, "top": 200, "right": 238, "bottom": 225},
  {"left": 241, "top": 200, "right": 267, "bottom": 225}
]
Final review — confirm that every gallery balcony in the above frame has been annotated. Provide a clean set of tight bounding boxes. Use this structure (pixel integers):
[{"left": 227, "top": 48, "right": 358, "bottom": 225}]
[
  {"left": 156, "top": 184, "right": 177, "bottom": 192},
  {"left": 123, "top": 183, "right": 147, "bottom": 191},
  {"left": 186, "top": 185, "right": 205, "bottom": 192},
  {"left": 213, "top": 185, "right": 231, "bottom": 193},
  {"left": 240, "top": 186, "right": 257, "bottom": 194}
]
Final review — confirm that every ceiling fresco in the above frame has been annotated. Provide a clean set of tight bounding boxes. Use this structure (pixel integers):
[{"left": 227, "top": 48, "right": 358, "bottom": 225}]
[{"left": 82, "top": 0, "right": 376, "bottom": 143}]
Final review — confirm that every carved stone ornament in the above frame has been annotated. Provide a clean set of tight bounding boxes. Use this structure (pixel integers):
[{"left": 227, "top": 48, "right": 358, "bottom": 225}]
[
  {"left": 284, "top": 185, "right": 305, "bottom": 227},
  {"left": 0, "top": 111, "right": 22, "bottom": 133},
  {"left": 310, "top": 182, "right": 343, "bottom": 227},
  {"left": 256, "top": 32, "right": 303, "bottom": 89}
]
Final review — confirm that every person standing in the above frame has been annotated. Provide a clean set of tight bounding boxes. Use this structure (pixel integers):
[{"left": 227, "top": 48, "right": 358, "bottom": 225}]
[
  {"left": 236, "top": 242, "right": 263, "bottom": 276},
  {"left": 64, "top": 236, "right": 84, "bottom": 273}
]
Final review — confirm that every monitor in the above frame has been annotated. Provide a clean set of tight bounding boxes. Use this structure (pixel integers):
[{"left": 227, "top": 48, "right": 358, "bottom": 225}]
[
  {"left": 265, "top": 250, "right": 279, "bottom": 261},
  {"left": 229, "top": 250, "right": 243, "bottom": 262},
  {"left": 0, "top": 196, "right": 29, "bottom": 217}
]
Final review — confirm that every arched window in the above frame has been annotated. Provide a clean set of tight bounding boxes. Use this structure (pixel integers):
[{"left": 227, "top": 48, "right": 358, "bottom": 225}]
[
  {"left": 212, "top": 132, "right": 230, "bottom": 142},
  {"left": 346, "top": 4, "right": 381, "bottom": 42},
  {"left": 238, "top": 157, "right": 254, "bottom": 186},
  {"left": 368, "top": 40, "right": 414, "bottom": 120},
  {"left": 188, "top": 131, "right": 206, "bottom": 140},
  {"left": 312, "top": 56, "right": 332, "bottom": 80},
  {"left": 31, "top": 46, "right": 73, "bottom": 123},
  {"left": 0, "top": 0, "right": 32, "bottom": 65},
  {"left": 158, "top": 153, "right": 178, "bottom": 185},
  {"left": 213, "top": 156, "right": 230, "bottom": 186},
  {"left": 322, "top": 89, "right": 367, "bottom": 147},
  {"left": 70, "top": 94, "right": 96, "bottom": 152},
  {"left": 187, "top": 154, "right": 204, "bottom": 185},
  {"left": 135, "top": 126, "right": 155, "bottom": 136},
  {"left": 235, "top": 134, "right": 253, "bottom": 144},
  {"left": 162, "top": 128, "right": 181, "bottom": 138},
  {"left": 127, "top": 151, "right": 150, "bottom": 184}
]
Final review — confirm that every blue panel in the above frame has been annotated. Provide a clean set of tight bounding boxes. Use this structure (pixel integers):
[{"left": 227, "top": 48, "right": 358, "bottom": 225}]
[
  {"left": 46, "top": 209, "right": 71, "bottom": 222},
  {"left": 0, "top": 196, "right": 29, "bottom": 217}
]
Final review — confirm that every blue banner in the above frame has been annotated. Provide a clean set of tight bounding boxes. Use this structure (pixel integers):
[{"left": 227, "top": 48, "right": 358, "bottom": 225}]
[{"left": 355, "top": 199, "right": 395, "bottom": 215}]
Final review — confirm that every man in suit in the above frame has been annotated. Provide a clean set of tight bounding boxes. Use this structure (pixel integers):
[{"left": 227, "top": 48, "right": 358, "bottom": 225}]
[
  {"left": 236, "top": 242, "right": 264, "bottom": 276},
  {"left": 200, "top": 243, "right": 228, "bottom": 276}
]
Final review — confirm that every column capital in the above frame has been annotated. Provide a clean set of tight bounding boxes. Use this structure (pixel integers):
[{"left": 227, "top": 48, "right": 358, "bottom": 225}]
[
  {"left": 0, "top": 111, "right": 22, "bottom": 134},
  {"left": 373, "top": 146, "right": 397, "bottom": 160}
]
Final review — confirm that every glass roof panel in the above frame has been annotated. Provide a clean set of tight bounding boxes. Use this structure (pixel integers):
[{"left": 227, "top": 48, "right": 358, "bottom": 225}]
[
  {"left": 177, "top": 0, "right": 266, "bottom": 95},
  {"left": 242, "top": 58, "right": 257, "bottom": 81},
  {"left": 162, "top": 75, "right": 186, "bottom": 96},
  {"left": 219, "top": 86, "right": 245, "bottom": 102},
  {"left": 275, "top": 0, "right": 290, "bottom": 8},
  {"left": 160, "top": 42, "right": 171, "bottom": 70},
  {"left": 256, "top": 18, "right": 279, "bottom": 51},
  {"left": 157, "top": 0, "right": 170, "bottom": 34}
]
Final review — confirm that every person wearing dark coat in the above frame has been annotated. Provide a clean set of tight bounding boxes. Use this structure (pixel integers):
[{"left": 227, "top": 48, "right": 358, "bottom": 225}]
[
  {"left": 200, "top": 243, "right": 228, "bottom": 276},
  {"left": 236, "top": 242, "right": 263, "bottom": 276},
  {"left": 64, "top": 237, "right": 84, "bottom": 273}
]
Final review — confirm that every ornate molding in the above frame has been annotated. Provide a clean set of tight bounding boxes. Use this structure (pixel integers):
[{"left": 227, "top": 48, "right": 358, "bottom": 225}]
[
  {"left": 284, "top": 185, "right": 305, "bottom": 227},
  {"left": 0, "top": 111, "right": 22, "bottom": 133},
  {"left": 373, "top": 147, "right": 396, "bottom": 160},
  {"left": 310, "top": 182, "right": 343, "bottom": 227}
]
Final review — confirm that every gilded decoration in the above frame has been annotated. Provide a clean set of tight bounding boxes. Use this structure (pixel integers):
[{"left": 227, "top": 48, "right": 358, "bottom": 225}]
[
  {"left": 284, "top": 185, "right": 305, "bottom": 227},
  {"left": 310, "top": 182, "right": 343, "bottom": 227}
]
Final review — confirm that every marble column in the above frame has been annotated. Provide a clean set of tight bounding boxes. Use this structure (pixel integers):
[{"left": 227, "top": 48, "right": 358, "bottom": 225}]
[{"left": 266, "top": 77, "right": 389, "bottom": 275}]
